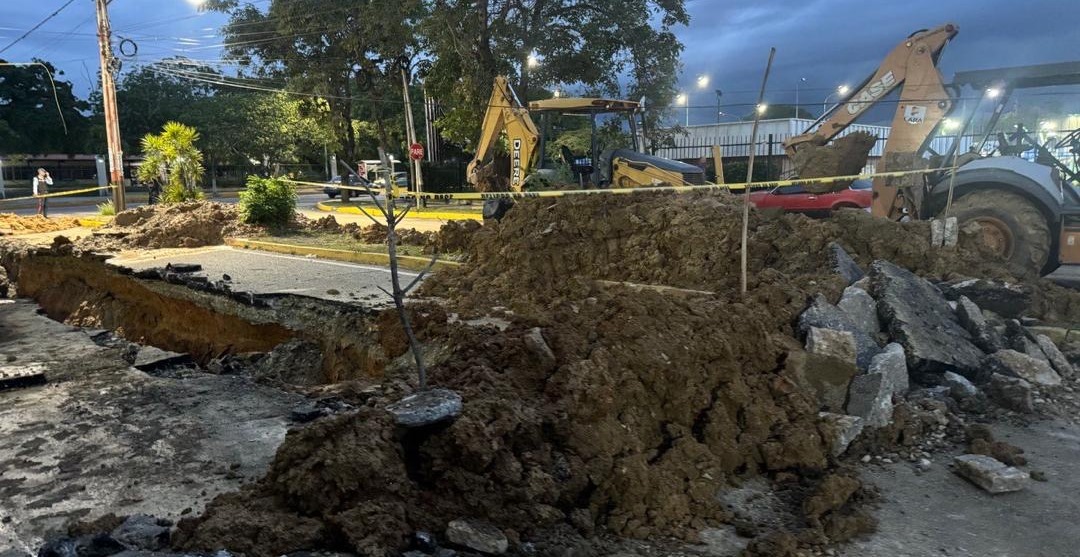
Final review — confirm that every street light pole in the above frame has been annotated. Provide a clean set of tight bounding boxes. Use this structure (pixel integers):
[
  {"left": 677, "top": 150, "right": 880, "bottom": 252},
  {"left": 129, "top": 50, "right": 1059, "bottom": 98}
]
[
  {"left": 715, "top": 89, "right": 723, "bottom": 123},
  {"left": 795, "top": 77, "right": 806, "bottom": 119},
  {"left": 95, "top": 0, "right": 125, "bottom": 211}
]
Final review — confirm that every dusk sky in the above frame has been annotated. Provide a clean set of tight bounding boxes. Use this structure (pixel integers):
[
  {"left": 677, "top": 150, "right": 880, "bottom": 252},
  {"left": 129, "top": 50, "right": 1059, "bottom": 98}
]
[{"left": 1, "top": 0, "right": 1075, "bottom": 124}]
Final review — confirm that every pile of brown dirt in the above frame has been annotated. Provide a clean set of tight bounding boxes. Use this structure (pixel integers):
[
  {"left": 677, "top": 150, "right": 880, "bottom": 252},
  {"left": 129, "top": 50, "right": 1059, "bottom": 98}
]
[
  {"left": 792, "top": 132, "right": 878, "bottom": 194},
  {"left": 79, "top": 202, "right": 257, "bottom": 250},
  {"left": 427, "top": 220, "right": 482, "bottom": 254},
  {"left": 175, "top": 192, "right": 1080, "bottom": 556},
  {"left": 0, "top": 213, "right": 81, "bottom": 234}
]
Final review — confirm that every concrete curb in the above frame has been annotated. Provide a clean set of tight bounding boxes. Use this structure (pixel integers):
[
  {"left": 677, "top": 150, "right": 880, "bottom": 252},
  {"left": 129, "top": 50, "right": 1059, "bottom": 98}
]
[
  {"left": 225, "top": 238, "right": 464, "bottom": 272},
  {"left": 315, "top": 200, "right": 482, "bottom": 221}
]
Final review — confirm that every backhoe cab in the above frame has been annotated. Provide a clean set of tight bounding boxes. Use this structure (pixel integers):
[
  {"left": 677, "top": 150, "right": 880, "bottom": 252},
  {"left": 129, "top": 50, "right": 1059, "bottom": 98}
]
[{"left": 467, "top": 76, "right": 705, "bottom": 195}]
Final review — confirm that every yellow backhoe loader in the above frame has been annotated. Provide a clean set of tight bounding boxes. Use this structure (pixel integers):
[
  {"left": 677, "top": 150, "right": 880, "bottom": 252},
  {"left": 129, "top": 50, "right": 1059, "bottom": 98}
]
[{"left": 467, "top": 76, "right": 706, "bottom": 198}]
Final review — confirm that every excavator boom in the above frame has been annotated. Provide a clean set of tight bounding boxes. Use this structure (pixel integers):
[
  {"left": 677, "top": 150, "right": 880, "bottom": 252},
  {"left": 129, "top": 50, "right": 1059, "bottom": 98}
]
[
  {"left": 784, "top": 23, "right": 959, "bottom": 218},
  {"left": 466, "top": 76, "right": 542, "bottom": 192}
]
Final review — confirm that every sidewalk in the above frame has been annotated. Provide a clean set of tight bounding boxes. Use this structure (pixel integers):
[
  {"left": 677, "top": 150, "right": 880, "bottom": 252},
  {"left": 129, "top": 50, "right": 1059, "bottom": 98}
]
[{"left": 315, "top": 199, "right": 483, "bottom": 221}]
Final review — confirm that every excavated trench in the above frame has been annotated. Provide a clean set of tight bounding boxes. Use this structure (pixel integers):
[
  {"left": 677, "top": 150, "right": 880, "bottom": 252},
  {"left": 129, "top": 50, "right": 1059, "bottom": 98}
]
[{"left": 3, "top": 247, "right": 391, "bottom": 385}]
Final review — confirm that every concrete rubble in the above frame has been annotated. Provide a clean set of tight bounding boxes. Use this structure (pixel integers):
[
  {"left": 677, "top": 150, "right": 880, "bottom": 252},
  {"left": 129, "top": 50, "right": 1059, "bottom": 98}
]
[
  {"left": 955, "top": 295, "right": 1004, "bottom": 352},
  {"left": 847, "top": 372, "right": 893, "bottom": 428},
  {"left": 829, "top": 242, "right": 865, "bottom": 285},
  {"left": 806, "top": 326, "right": 858, "bottom": 365},
  {"left": 941, "top": 278, "right": 1032, "bottom": 319},
  {"left": 837, "top": 285, "right": 880, "bottom": 336},
  {"left": 799, "top": 294, "right": 880, "bottom": 371},
  {"left": 985, "top": 349, "right": 1062, "bottom": 387},
  {"left": 869, "top": 260, "right": 985, "bottom": 382},
  {"left": 818, "top": 412, "right": 865, "bottom": 456},
  {"left": 386, "top": 387, "right": 464, "bottom": 428},
  {"left": 953, "top": 454, "right": 1029, "bottom": 494}
]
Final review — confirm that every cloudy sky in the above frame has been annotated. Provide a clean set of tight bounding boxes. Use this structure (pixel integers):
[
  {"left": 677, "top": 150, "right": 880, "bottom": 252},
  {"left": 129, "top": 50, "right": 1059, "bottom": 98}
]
[{"left": 1, "top": 0, "right": 1075, "bottom": 124}]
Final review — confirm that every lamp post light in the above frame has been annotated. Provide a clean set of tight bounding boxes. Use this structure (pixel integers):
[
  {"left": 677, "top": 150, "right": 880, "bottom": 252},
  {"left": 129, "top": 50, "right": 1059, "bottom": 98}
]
[
  {"left": 822, "top": 84, "right": 850, "bottom": 115},
  {"left": 715, "top": 89, "right": 723, "bottom": 123},
  {"left": 795, "top": 77, "right": 807, "bottom": 119}
]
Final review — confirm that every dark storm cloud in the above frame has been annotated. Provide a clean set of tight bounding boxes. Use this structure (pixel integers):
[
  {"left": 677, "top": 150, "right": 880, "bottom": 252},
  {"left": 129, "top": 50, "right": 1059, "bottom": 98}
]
[{"left": 677, "top": 0, "right": 1077, "bottom": 121}]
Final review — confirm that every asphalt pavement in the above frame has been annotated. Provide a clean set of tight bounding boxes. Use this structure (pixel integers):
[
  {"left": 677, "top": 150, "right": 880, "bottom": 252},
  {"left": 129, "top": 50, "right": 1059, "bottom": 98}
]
[{"left": 108, "top": 245, "right": 417, "bottom": 306}]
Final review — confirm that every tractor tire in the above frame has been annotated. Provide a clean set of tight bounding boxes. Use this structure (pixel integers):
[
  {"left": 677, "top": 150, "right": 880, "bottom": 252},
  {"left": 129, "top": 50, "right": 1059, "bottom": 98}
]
[{"left": 945, "top": 189, "right": 1051, "bottom": 276}]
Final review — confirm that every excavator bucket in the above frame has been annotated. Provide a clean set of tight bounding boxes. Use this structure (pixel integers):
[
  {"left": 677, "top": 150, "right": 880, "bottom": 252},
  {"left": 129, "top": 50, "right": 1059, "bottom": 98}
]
[{"left": 789, "top": 132, "right": 878, "bottom": 194}]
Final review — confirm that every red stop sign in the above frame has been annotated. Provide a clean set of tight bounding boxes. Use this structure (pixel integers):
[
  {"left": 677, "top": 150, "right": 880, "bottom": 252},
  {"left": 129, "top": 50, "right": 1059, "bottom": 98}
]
[{"left": 409, "top": 143, "right": 424, "bottom": 160}]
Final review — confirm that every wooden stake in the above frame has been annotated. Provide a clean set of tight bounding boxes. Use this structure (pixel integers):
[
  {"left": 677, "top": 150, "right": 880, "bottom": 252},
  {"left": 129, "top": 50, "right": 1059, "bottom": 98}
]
[{"left": 741, "top": 47, "right": 776, "bottom": 296}]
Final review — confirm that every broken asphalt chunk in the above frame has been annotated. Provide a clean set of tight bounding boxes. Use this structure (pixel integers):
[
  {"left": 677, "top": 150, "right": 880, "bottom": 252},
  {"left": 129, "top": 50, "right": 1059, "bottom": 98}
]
[
  {"left": 446, "top": 518, "right": 508, "bottom": 555},
  {"left": 387, "top": 388, "right": 463, "bottom": 428},
  {"left": 132, "top": 346, "right": 193, "bottom": 372},
  {"left": 984, "top": 349, "right": 1062, "bottom": 387},
  {"left": 829, "top": 242, "right": 864, "bottom": 285}
]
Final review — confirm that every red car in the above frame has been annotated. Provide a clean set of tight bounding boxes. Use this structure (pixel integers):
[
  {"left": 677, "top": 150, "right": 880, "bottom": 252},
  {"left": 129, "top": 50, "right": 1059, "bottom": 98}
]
[{"left": 749, "top": 181, "right": 871, "bottom": 216}]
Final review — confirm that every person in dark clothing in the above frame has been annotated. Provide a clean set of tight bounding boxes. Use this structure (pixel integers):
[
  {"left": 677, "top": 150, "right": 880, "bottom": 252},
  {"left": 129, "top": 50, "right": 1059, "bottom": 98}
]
[{"left": 33, "top": 168, "right": 52, "bottom": 217}]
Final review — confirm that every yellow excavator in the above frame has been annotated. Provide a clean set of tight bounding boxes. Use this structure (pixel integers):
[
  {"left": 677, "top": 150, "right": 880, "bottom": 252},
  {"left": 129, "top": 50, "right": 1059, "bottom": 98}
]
[
  {"left": 786, "top": 23, "right": 1080, "bottom": 280},
  {"left": 467, "top": 76, "right": 706, "bottom": 197}
]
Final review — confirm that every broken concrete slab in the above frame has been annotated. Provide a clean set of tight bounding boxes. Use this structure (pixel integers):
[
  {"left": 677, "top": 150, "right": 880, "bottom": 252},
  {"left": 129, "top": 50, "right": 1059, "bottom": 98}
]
[
  {"left": 132, "top": 346, "right": 193, "bottom": 372},
  {"left": 838, "top": 286, "right": 879, "bottom": 336},
  {"left": 985, "top": 349, "right": 1062, "bottom": 387},
  {"left": 868, "top": 342, "right": 908, "bottom": 397},
  {"left": 940, "top": 278, "right": 1032, "bottom": 319},
  {"left": 869, "top": 260, "right": 984, "bottom": 381},
  {"left": 818, "top": 412, "right": 864, "bottom": 457},
  {"left": 446, "top": 518, "right": 509, "bottom": 554},
  {"left": 955, "top": 295, "right": 1004, "bottom": 353},
  {"left": 1035, "top": 334, "right": 1074, "bottom": 378},
  {"left": 0, "top": 362, "right": 47, "bottom": 390},
  {"left": 953, "top": 454, "right": 1028, "bottom": 494},
  {"left": 942, "top": 371, "right": 979, "bottom": 400},
  {"left": 798, "top": 294, "right": 880, "bottom": 371},
  {"left": 387, "top": 388, "right": 463, "bottom": 428},
  {"left": 785, "top": 350, "right": 859, "bottom": 413},
  {"left": 806, "top": 327, "right": 857, "bottom": 366},
  {"left": 847, "top": 372, "right": 893, "bottom": 428},
  {"left": 829, "top": 242, "right": 865, "bottom": 285},
  {"left": 987, "top": 373, "right": 1035, "bottom": 413}
]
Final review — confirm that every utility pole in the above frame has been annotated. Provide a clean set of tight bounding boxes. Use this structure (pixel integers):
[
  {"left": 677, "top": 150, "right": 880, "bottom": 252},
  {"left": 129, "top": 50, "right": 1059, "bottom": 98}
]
[
  {"left": 95, "top": 0, "right": 125, "bottom": 211},
  {"left": 400, "top": 68, "right": 425, "bottom": 209}
]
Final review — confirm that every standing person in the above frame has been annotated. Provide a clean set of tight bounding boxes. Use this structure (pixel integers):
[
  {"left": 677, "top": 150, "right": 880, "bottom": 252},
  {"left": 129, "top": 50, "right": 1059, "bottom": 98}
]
[{"left": 33, "top": 168, "right": 52, "bottom": 217}]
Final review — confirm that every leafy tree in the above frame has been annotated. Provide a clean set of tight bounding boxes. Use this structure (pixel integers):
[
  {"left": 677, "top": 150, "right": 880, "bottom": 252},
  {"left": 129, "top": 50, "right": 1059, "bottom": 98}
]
[
  {"left": 0, "top": 59, "right": 90, "bottom": 153},
  {"left": 203, "top": 0, "right": 424, "bottom": 168},
  {"left": 421, "top": 1, "right": 688, "bottom": 147},
  {"left": 137, "top": 122, "right": 206, "bottom": 202}
]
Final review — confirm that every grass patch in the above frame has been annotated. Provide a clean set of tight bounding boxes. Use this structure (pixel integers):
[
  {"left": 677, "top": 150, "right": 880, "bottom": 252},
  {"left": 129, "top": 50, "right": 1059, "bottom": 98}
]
[{"left": 252, "top": 230, "right": 434, "bottom": 257}]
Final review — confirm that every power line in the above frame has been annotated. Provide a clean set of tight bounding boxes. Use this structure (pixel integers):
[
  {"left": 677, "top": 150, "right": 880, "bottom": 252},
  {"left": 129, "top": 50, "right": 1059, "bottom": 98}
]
[{"left": 0, "top": 0, "right": 78, "bottom": 55}]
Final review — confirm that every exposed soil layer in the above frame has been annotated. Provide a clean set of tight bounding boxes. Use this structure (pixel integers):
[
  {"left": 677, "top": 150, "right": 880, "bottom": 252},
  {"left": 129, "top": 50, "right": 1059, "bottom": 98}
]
[
  {"left": 176, "top": 192, "right": 1028, "bottom": 556},
  {"left": 78, "top": 202, "right": 258, "bottom": 250},
  {"left": 0, "top": 213, "right": 82, "bottom": 233}
]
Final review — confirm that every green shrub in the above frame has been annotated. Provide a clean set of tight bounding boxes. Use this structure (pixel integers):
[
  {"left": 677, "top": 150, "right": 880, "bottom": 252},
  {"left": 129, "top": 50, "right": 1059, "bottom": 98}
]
[
  {"left": 97, "top": 200, "right": 116, "bottom": 216},
  {"left": 161, "top": 182, "right": 205, "bottom": 203},
  {"left": 239, "top": 176, "right": 296, "bottom": 226}
]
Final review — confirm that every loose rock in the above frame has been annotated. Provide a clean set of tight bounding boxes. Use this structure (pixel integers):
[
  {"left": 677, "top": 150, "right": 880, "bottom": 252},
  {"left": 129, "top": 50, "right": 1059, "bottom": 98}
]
[
  {"left": 984, "top": 349, "right": 1062, "bottom": 387},
  {"left": 955, "top": 296, "right": 1004, "bottom": 353},
  {"left": 111, "top": 514, "right": 171, "bottom": 551},
  {"left": 867, "top": 342, "right": 908, "bottom": 396},
  {"left": 986, "top": 373, "right": 1035, "bottom": 413},
  {"left": 799, "top": 294, "right": 880, "bottom": 371},
  {"left": 818, "top": 412, "right": 864, "bottom": 457},
  {"left": 445, "top": 519, "right": 509, "bottom": 554},
  {"left": 786, "top": 350, "right": 859, "bottom": 412},
  {"left": 837, "top": 286, "right": 879, "bottom": 336},
  {"left": 132, "top": 346, "right": 193, "bottom": 372},
  {"left": 806, "top": 327, "right": 857, "bottom": 366},
  {"left": 942, "top": 371, "right": 979, "bottom": 399},
  {"left": 847, "top": 373, "right": 893, "bottom": 428},
  {"left": 953, "top": 454, "right": 1028, "bottom": 494},
  {"left": 829, "top": 242, "right": 865, "bottom": 286},
  {"left": 1035, "top": 334, "right": 1074, "bottom": 377}
]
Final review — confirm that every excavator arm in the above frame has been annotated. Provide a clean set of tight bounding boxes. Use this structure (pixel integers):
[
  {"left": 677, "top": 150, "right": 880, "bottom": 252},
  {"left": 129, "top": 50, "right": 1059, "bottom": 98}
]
[
  {"left": 784, "top": 23, "right": 959, "bottom": 218},
  {"left": 466, "top": 76, "right": 542, "bottom": 192}
]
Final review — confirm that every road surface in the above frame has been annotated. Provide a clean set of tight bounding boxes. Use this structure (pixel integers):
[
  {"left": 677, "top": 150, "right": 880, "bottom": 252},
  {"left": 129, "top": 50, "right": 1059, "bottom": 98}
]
[{"left": 108, "top": 245, "right": 418, "bottom": 306}]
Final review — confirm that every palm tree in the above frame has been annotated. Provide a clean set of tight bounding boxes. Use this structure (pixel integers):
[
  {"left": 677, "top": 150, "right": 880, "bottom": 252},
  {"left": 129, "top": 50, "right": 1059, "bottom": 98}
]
[{"left": 137, "top": 121, "right": 205, "bottom": 202}]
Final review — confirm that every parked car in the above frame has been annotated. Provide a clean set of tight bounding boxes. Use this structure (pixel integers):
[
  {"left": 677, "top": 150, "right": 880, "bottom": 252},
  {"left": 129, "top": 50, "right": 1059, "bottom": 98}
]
[
  {"left": 372, "top": 171, "right": 410, "bottom": 189},
  {"left": 323, "top": 174, "right": 369, "bottom": 199},
  {"left": 748, "top": 183, "right": 871, "bottom": 216}
]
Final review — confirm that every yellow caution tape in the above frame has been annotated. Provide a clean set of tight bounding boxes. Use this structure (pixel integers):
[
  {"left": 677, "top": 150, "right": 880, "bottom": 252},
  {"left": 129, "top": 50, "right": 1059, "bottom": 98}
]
[
  {"left": 0, "top": 185, "right": 116, "bottom": 203},
  {"left": 284, "top": 165, "right": 951, "bottom": 202}
]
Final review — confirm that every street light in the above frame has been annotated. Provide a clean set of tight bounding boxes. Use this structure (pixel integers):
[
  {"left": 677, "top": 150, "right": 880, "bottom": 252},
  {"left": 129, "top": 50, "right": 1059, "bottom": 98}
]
[
  {"left": 756, "top": 103, "right": 768, "bottom": 115},
  {"left": 822, "top": 84, "right": 850, "bottom": 114},
  {"left": 985, "top": 87, "right": 1002, "bottom": 99},
  {"left": 696, "top": 75, "right": 710, "bottom": 89},
  {"left": 676, "top": 93, "right": 689, "bottom": 126}
]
